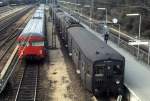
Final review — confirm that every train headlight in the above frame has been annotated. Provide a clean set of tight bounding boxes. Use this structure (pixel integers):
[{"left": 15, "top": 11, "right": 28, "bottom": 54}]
[
  {"left": 69, "top": 53, "right": 72, "bottom": 56},
  {"left": 65, "top": 44, "right": 68, "bottom": 47},
  {"left": 116, "top": 80, "right": 120, "bottom": 84},
  {"left": 107, "top": 66, "right": 111, "bottom": 70},
  {"left": 116, "top": 65, "right": 120, "bottom": 69}
]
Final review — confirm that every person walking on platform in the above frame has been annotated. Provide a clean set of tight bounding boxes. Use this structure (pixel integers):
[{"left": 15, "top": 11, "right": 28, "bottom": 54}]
[{"left": 104, "top": 32, "right": 109, "bottom": 44}]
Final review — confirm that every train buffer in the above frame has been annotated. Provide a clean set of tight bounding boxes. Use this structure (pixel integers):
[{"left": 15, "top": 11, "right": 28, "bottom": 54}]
[{"left": 81, "top": 21, "right": 150, "bottom": 101}]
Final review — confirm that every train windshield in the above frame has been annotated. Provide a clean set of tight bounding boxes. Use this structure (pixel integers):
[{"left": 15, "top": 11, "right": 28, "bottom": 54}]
[
  {"left": 19, "top": 41, "right": 29, "bottom": 46},
  {"left": 113, "top": 64, "right": 122, "bottom": 75},
  {"left": 32, "top": 41, "right": 44, "bottom": 46},
  {"left": 95, "top": 64, "right": 105, "bottom": 77}
]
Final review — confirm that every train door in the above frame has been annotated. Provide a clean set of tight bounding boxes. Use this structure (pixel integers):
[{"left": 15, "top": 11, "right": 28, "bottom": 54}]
[
  {"left": 75, "top": 49, "right": 80, "bottom": 73},
  {"left": 77, "top": 51, "right": 81, "bottom": 73},
  {"left": 85, "top": 62, "right": 92, "bottom": 91},
  {"left": 80, "top": 55, "right": 86, "bottom": 85},
  {"left": 68, "top": 36, "right": 72, "bottom": 56},
  {"left": 65, "top": 28, "right": 68, "bottom": 44},
  {"left": 72, "top": 42, "right": 80, "bottom": 72}
]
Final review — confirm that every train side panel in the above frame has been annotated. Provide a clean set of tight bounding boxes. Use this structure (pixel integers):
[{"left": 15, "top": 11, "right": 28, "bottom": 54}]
[
  {"left": 68, "top": 31, "right": 93, "bottom": 91},
  {"left": 67, "top": 26, "right": 125, "bottom": 94},
  {"left": 17, "top": 5, "right": 46, "bottom": 60},
  {"left": 51, "top": 6, "right": 125, "bottom": 95}
]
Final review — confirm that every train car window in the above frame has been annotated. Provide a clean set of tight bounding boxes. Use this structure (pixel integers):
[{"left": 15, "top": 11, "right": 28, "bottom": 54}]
[
  {"left": 113, "top": 65, "right": 121, "bottom": 75},
  {"left": 32, "top": 42, "right": 44, "bottom": 46},
  {"left": 19, "top": 41, "right": 29, "bottom": 46},
  {"left": 33, "top": 17, "right": 42, "bottom": 19}
]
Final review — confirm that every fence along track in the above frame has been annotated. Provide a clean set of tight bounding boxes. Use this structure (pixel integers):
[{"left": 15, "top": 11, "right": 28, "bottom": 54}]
[{"left": 15, "top": 64, "right": 39, "bottom": 101}]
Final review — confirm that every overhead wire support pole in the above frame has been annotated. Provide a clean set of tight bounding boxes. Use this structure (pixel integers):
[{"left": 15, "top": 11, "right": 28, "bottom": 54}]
[
  {"left": 106, "top": 8, "right": 108, "bottom": 25},
  {"left": 90, "top": 0, "right": 94, "bottom": 28},
  {"left": 126, "top": 13, "right": 142, "bottom": 59},
  {"left": 148, "top": 41, "right": 150, "bottom": 64},
  {"left": 51, "top": 0, "right": 54, "bottom": 48},
  {"left": 118, "top": 24, "right": 121, "bottom": 46},
  {"left": 51, "top": 0, "right": 57, "bottom": 49},
  {"left": 137, "top": 15, "right": 142, "bottom": 59},
  {"left": 97, "top": 7, "right": 107, "bottom": 26}
]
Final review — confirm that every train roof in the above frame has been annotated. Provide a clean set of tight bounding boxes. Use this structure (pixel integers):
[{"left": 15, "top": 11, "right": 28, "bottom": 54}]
[
  {"left": 32, "top": 8, "right": 45, "bottom": 19},
  {"left": 68, "top": 27, "right": 124, "bottom": 62},
  {"left": 19, "top": 18, "right": 44, "bottom": 37},
  {"left": 54, "top": 8, "right": 82, "bottom": 27},
  {"left": 57, "top": 13, "right": 82, "bottom": 28},
  {"left": 56, "top": 11, "right": 65, "bottom": 18},
  {"left": 19, "top": 6, "right": 45, "bottom": 38},
  {"left": 32, "top": 11, "right": 44, "bottom": 19},
  {"left": 38, "top": 4, "right": 45, "bottom": 10}
]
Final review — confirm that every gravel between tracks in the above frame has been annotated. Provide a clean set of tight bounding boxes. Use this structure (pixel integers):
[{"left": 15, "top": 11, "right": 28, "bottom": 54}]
[{"left": 41, "top": 9, "right": 93, "bottom": 101}]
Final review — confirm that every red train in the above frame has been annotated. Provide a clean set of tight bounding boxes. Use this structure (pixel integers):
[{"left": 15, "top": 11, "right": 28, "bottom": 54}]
[{"left": 17, "top": 5, "right": 46, "bottom": 60}]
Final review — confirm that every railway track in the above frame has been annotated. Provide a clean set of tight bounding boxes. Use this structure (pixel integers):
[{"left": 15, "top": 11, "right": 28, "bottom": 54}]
[
  {"left": 0, "top": 7, "right": 36, "bottom": 100},
  {"left": 14, "top": 63, "right": 39, "bottom": 101},
  {"left": 0, "top": 7, "right": 35, "bottom": 72},
  {"left": 0, "top": 62, "right": 40, "bottom": 101},
  {"left": 0, "top": 6, "right": 33, "bottom": 36},
  {"left": 0, "top": 6, "right": 13, "bottom": 14},
  {"left": 0, "top": 6, "right": 44, "bottom": 101}
]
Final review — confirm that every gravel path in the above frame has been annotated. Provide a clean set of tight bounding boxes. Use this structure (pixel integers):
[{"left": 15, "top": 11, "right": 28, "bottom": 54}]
[{"left": 43, "top": 9, "right": 93, "bottom": 101}]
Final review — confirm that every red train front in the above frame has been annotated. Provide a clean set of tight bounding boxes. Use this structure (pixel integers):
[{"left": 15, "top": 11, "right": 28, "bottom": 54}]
[
  {"left": 17, "top": 5, "right": 46, "bottom": 60},
  {"left": 17, "top": 34, "right": 46, "bottom": 59}
]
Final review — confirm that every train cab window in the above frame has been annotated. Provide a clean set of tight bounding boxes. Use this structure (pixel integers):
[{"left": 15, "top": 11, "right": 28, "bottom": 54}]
[
  {"left": 32, "top": 41, "right": 44, "bottom": 46},
  {"left": 95, "top": 64, "right": 105, "bottom": 77},
  {"left": 113, "top": 65, "right": 122, "bottom": 75},
  {"left": 19, "top": 41, "right": 29, "bottom": 46}
]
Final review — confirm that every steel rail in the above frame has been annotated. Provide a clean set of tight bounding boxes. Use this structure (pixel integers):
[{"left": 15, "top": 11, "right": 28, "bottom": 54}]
[
  {"left": 0, "top": 7, "right": 31, "bottom": 34},
  {"left": 0, "top": 7, "right": 34, "bottom": 63},
  {"left": 0, "top": 6, "right": 13, "bottom": 14},
  {"left": 14, "top": 64, "right": 39, "bottom": 101},
  {"left": 0, "top": 6, "right": 35, "bottom": 100}
]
